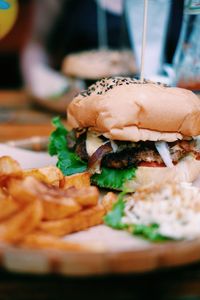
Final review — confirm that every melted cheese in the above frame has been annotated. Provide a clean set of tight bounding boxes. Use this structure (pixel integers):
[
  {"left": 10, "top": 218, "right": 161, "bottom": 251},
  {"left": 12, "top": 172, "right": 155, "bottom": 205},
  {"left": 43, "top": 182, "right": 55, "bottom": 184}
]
[{"left": 86, "top": 132, "right": 105, "bottom": 157}]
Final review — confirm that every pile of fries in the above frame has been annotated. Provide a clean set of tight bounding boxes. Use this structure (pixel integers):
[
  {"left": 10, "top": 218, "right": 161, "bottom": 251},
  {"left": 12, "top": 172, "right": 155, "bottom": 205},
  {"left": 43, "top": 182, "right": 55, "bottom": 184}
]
[{"left": 0, "top": 156, "right": 116, "bottom": 252}]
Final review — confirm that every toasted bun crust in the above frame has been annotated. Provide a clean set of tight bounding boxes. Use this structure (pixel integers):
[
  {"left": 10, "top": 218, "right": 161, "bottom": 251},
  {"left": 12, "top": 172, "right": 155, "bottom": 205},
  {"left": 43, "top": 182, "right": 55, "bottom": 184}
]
[
  {"left": 62, "top": 50, "right": 136, "bottom": 79},
  {"left": 67, "top": 77, "right": 200, "bottom": 141},
  {"left": 124, "top": 156, "right": 200, "bottom": 190}
]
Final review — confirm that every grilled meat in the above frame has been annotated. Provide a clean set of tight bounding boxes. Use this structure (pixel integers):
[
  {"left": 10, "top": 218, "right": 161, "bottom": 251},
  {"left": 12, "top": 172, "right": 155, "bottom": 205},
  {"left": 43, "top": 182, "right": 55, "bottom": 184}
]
[
  {"left": 102, "top": 142, "right": 163, "bottom": 169},
  {"left": 73, "top": 131, "right": 199, "bottom": 169},
  {"left": 75, "top": 132, "right": 88, "bottom": 161}
]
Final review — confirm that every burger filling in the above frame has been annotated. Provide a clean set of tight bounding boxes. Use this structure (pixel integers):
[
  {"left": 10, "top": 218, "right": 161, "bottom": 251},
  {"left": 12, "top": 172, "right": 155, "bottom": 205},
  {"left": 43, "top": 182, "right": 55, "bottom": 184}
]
[
  {"left": 70, "top": 130, "right": 200, "bottom": 172},
  {"left": 48, "top": 117, "right": 200, "bottom": 191}
]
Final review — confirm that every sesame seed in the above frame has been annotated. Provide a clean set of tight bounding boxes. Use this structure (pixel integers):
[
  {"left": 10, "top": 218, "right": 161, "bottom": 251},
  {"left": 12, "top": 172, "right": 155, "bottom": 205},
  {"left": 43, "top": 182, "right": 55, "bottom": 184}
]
[{"left": 77, "top": 77, "right": 168, "bottom": 98}]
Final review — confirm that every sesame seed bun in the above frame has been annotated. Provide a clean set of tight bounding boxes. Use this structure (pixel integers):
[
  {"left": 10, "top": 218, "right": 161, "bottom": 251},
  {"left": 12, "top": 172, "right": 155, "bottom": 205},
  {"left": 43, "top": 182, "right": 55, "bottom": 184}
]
[
  {"left": 62, "top": 50, "right": 136, "bottom": 80},
  {"left": 67, "top": 77, "right": 200, "bottom": 142}
]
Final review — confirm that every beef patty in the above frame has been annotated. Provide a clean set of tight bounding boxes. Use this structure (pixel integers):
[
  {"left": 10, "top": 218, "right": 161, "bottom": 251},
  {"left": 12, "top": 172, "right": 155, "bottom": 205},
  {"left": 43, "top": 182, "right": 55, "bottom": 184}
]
[{"left": 73, "top": 133, "right": 198, "bottom": 169}]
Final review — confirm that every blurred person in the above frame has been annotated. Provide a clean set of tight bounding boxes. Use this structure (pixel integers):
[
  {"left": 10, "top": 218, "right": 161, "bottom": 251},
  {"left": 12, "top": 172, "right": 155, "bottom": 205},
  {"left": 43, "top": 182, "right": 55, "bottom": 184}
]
[
  {"left": 21, "top": 0, "right": 183, "bottom": 100},
  {"left": 21, "top": 0, "right": 125, "bottom": 100}
]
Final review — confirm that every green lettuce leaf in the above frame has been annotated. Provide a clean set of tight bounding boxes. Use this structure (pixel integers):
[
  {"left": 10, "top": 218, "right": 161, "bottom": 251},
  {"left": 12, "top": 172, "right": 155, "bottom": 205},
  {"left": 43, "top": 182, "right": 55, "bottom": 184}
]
[
  {"left": 48, "top": 117, "right": 136, "bottom": 186},
  {"left": 48, "top": 117, "right": 87, "bottom": 175},
  {"left": 104, "top": 192, "right": 128, "bottom": 229},
  {"left": 131, "top": 223, "right": 171, "bottom": 242},
  {"left": 91, "top": 167, "right": 136, "bottom": 190},
  {"left": 48, "top": 117, "right": 68, "bottom": 156},
  {"left": 56, "top": 150, "right": 87, "bottom": 175},
  {"left": 104, "top": 192, "right": 172, "bottom": 242}
]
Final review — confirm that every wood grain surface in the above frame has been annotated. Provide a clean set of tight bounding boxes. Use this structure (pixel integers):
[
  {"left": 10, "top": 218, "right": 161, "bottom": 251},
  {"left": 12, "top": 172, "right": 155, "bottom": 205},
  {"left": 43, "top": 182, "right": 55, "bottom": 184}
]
[
  {"left": 0, "top": 90, "right": 55, "bottom": 142},
  {"left": 1, "top": 227, "right": 200, "bottom": 277}
]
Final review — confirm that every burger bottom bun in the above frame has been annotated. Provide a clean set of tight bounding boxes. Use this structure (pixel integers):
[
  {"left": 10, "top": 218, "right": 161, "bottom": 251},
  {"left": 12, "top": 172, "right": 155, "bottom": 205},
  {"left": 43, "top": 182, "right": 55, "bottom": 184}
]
[{"left": 124, "top": 156, "right": 200, "bottom": 191}]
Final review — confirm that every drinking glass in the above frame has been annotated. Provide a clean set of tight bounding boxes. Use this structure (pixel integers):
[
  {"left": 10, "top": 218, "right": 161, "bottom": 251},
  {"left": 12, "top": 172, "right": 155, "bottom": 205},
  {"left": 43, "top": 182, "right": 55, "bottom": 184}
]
[{"left": 173, "top": 0, "right": 200, "bottom": 91}]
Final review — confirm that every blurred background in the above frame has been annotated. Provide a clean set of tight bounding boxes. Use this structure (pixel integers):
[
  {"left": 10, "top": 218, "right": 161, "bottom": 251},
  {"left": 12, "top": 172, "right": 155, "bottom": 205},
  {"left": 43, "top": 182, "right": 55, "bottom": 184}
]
[
  {"left": 0, "top": 0, "right": 199, "bottom": 114},
  {"left": 0, "top": 0, "right": 33, "bottom": 89}
]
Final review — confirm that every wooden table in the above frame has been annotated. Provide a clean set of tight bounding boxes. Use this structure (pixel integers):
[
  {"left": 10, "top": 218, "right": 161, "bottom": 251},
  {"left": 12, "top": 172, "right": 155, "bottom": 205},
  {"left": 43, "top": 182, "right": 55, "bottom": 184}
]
[
  {"left": 0, "top": 262, "right": 200, "bottom": 300},
  {"left": 1, "top": 90, "right": 200, "bottom": 300},
  {"left": 0, "top": 90, "right": 55, "bottom": 142}
]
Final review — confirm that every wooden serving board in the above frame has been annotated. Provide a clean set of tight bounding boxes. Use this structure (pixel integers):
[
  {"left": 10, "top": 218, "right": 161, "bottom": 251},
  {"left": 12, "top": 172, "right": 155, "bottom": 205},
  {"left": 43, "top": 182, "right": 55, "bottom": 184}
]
[
  {"left": 1, "top": 143, "right": 200, "bottom": 276},
  {"left": 2, "top": 227, "right": 200, "bottom": 276}
]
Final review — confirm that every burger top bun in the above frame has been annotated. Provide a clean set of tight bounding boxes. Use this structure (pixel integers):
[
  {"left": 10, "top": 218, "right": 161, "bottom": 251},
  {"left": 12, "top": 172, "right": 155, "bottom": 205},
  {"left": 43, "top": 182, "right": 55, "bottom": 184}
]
[
  {"left": 67, "top": 77, "right": 200, "bottom": 142},
  {"left": 62, "top": 50, "right": 136, "bottom": 79}
]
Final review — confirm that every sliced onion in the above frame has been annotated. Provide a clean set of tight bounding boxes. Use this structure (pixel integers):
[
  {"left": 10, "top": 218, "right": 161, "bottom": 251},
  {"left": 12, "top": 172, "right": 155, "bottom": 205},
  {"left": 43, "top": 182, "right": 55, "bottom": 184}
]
[
  {"left": 110, "top": 140, "right": 118, "bottom": 152},
  {"left": 155, "top": 141, "right": 174, "bottom": 168},
  {"left": 86, "top": 131, "right": 105, "bottom": 157},
  {"left": 88, "top": 142, "right": 112, "bottom": 174}
]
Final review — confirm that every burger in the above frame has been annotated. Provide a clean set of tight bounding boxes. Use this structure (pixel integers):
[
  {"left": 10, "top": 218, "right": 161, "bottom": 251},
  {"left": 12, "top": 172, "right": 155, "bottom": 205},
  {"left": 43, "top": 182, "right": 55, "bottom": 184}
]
[
  {"left": 49, "top": 77, "right": 200, "bottom": 191},
  {"left": 62, "top": 49, "right": 136, "bottom": 87}
]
